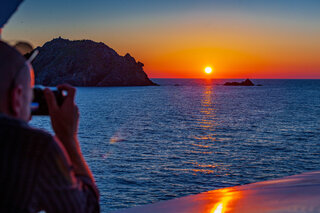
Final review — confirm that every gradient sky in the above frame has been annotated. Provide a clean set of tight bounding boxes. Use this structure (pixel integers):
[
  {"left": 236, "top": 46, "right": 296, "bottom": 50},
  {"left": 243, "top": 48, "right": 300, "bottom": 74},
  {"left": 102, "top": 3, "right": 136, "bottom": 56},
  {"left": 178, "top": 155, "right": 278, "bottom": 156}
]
[{"left": 3, "top": 0, "right": 320, "bottom": 78}]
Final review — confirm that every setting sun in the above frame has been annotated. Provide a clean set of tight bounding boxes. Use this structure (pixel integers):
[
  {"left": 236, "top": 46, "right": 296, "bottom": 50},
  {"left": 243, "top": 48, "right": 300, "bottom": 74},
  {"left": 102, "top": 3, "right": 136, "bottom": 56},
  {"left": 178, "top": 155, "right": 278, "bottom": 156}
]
[{"left": 205, "top": 67, "right": 213, "bottom": 74}]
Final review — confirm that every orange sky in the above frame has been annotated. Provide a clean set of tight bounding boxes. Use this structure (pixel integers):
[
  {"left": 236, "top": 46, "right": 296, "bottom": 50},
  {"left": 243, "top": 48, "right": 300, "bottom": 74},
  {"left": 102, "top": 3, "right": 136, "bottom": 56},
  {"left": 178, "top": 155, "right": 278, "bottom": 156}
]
[
  {"left": 92, "top": 12, "right": 320, "bottom": 79},
  {"left": 4, "top": 3, "right": 320, "bottom": 79}
]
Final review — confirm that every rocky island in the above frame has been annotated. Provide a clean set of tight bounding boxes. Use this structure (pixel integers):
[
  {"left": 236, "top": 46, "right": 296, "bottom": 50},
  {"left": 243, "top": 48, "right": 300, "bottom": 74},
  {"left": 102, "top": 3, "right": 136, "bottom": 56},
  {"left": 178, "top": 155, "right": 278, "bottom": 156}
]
[
  {"left": 31, "top": 37, "right": 157, "bottom": 86},
  {"left": 224, "top": 79, "right": 256, "bottom": 86}
]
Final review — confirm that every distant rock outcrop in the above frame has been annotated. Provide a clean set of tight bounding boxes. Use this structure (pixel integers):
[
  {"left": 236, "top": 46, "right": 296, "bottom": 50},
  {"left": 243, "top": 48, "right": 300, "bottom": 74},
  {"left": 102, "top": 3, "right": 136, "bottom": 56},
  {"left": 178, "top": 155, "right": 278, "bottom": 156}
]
[
  {"left": 224, "top": 79, "right": 255, "bottom": 86},
  {"left": 31, "top": 37, "right": 157, "bottom": 86}
]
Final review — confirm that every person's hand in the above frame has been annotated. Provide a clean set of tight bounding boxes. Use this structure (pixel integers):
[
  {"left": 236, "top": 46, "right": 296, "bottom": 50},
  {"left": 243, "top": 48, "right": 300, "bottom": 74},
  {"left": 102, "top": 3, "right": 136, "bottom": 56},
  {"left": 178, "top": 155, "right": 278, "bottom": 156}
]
[
  {"left": 44, "top": 84, "right": 79, "bottom": 150},
  {"left": 44, "top": 85, "right": 94, "bottom": 179}
]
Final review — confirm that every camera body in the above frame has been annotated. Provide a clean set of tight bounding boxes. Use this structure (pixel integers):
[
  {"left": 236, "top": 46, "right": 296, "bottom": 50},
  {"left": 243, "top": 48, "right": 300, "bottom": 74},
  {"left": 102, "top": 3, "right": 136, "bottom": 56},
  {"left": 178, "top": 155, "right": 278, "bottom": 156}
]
[{"left": 31, "top": 87, "right": 64, "bottom": 116}]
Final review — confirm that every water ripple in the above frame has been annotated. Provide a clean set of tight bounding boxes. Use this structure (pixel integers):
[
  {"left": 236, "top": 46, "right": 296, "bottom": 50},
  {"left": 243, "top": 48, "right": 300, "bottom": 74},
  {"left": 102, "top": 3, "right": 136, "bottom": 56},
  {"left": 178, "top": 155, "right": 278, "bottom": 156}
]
[{"left": 30, "top": 79, "right": 320, "bottom": 212}]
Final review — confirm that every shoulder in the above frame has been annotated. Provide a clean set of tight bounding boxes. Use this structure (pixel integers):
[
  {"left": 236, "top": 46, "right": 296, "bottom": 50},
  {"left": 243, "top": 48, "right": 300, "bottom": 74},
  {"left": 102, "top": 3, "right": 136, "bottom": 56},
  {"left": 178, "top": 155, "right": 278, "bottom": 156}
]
[
  {"left": 0, "top": 115, "right": 56, "bottom": 152},
  {"left": 26, "top": 126, "right": 75, "bottom": 182},
  {"left": 21, "top": 124, "right": 55, "bottom": 147},
  {"left": 23, "top": 126, "right": 70, "bottom": 162},
  {"left": 0, "top": 115, "right": 52, "bottom": 140}
]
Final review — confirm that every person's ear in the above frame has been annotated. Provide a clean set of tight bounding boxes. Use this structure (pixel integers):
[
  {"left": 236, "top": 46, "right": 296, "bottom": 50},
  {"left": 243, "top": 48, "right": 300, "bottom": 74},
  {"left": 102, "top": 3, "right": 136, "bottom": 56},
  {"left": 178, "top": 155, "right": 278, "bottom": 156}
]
[{"left": 10, "top": 85, "right": 23, "bottom": 118}]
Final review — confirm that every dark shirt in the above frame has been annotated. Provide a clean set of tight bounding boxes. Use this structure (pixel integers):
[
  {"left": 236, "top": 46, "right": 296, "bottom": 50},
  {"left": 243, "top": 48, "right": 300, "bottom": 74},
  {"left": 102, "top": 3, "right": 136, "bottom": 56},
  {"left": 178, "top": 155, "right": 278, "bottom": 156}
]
[{"left": 0, "top": 114, "right": 100, "bottom": 213}]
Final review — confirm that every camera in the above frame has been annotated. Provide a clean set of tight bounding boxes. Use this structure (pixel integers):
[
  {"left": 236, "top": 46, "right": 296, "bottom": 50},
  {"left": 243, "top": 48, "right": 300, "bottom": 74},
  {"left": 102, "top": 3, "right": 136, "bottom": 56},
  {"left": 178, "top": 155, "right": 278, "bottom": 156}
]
[{"left": 31, "top": 87, "right": 64, "bottom": 116}]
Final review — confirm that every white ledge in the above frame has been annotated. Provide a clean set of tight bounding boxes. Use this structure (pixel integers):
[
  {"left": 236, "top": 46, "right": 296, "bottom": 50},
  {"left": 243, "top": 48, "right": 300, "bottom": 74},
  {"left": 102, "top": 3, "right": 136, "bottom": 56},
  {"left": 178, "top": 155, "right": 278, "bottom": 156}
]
[{"left": 114, "top": 171, "right": 320, "bottom": 213}]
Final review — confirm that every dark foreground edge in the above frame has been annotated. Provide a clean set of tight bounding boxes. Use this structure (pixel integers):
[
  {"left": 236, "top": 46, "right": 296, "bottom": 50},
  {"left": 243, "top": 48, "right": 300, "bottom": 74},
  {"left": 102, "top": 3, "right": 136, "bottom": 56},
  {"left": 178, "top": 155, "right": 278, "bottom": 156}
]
[{"left": 113, "top": 171, "right": 320, "bottom": 213}]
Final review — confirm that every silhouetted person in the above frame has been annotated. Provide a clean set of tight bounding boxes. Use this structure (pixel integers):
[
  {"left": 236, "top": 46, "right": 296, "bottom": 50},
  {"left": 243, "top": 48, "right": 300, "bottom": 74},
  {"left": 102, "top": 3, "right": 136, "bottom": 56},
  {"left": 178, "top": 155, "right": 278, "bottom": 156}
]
[{"left": 0, "top": 41, "right": 99, "bottom": 212}]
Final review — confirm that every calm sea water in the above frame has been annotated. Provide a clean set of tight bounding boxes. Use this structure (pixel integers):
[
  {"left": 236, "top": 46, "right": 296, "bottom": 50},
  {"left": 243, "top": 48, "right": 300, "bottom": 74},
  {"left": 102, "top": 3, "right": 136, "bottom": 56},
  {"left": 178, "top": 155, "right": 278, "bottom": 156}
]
[{"left": 30, "top": 79, "right": 320, "bottom": 212}]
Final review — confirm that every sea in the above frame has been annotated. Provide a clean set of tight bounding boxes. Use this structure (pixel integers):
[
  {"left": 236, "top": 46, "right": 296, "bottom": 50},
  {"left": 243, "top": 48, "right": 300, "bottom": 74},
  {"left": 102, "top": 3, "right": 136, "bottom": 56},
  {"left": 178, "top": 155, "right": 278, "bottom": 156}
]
[{"left": 30, "top": 79, "right": 320, "bottom": 212}]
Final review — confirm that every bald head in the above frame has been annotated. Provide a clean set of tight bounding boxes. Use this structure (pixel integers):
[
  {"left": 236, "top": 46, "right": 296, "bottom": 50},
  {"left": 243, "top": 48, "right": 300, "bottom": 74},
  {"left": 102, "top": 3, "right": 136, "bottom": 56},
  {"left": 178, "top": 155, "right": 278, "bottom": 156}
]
[{"left": 0, "top": 41, "right": 34, "bottom": 121}]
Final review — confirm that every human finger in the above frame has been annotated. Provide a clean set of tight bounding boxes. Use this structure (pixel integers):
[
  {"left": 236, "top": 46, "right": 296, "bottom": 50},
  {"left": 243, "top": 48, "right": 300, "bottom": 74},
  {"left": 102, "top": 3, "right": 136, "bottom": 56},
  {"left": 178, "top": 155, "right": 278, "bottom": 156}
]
[
  {"left": 57, "top": 84, "right": 76, "bottom": 100},
  {"left": 44, "top": 88, "right": 58, "bottom": 113}
]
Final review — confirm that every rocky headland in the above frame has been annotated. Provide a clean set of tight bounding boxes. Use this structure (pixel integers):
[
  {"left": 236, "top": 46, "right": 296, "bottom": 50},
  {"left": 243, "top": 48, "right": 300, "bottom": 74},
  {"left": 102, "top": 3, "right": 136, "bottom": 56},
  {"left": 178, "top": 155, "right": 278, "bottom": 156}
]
[{"left": 31, "top": 37, "right": 157, "bottom": 86}]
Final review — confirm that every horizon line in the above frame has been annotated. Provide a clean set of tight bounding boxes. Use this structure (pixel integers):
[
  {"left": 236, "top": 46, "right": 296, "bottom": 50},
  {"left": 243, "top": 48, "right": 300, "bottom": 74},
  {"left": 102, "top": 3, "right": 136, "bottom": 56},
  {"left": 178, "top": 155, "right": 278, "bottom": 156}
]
[{"left": 150, "top": 78, "right": 320, "bottom": 80}]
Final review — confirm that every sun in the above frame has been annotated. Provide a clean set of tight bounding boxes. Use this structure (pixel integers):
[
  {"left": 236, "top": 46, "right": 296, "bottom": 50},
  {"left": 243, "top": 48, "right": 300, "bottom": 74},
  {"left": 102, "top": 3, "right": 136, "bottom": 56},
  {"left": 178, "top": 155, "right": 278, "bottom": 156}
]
[{"left": 204, "top": 67, "right": 213, "bottom": 74}]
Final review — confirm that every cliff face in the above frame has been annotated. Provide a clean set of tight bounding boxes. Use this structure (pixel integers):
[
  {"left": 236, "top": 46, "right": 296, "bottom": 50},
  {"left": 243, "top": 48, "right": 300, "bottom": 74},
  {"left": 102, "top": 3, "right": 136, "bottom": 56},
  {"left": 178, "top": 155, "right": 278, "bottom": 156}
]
[{"left": 32, "top": 37, "right": 157, "bottom": 86}]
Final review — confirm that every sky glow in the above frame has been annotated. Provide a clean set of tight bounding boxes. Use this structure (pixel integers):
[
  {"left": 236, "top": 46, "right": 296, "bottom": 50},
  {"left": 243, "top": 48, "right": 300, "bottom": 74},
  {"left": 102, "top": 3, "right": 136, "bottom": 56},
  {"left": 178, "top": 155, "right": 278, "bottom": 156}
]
[{"left": 3, "top": 0, "right": 320, "bottom": 79}]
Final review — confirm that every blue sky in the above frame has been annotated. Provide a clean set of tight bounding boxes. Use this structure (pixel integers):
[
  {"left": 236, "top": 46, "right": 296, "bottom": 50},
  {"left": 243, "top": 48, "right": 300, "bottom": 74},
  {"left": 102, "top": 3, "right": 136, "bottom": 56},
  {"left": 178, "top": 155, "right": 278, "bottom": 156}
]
[{"left": 4, "top": 0, "right": 320, "bottom": 44}]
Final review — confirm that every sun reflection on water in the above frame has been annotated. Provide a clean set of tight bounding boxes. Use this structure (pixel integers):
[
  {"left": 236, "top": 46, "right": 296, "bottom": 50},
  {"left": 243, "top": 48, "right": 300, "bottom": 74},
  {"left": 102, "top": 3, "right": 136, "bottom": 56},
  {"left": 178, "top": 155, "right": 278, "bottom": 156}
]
[
  {"left": 190, "top": 85, "right": 218, "bottom": 171},
  {"left": 198, "top": 85, "right": 217, "bottom": 136}
]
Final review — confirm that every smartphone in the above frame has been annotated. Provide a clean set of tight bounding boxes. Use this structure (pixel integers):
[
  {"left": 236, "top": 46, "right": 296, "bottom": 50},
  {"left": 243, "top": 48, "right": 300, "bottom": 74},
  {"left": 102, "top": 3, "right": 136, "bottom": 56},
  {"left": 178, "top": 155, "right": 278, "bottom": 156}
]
[{"left": 31, "top": 87, "right": 64, "bottom": 116}]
